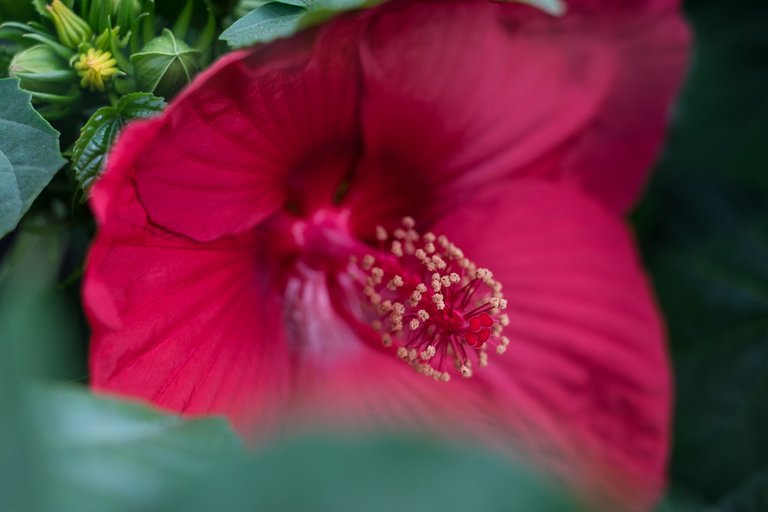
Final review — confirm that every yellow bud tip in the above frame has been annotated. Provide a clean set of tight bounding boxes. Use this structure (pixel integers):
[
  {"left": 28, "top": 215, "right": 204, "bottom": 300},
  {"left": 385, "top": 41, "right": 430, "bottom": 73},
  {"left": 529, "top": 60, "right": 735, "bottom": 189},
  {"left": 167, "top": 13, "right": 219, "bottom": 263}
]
[{"left": 75, "top": 49, "right": 119, "bottom": 92}]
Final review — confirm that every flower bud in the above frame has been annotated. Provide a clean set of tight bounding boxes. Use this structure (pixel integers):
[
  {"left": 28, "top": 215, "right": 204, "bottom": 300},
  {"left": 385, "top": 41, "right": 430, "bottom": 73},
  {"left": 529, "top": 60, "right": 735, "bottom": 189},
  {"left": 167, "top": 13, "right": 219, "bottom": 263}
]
[
  {"left": 47, "top": 0, "right": 93, "bottom": 49},
  {"left": 74, "top": 48, "right": 120, "bottom": 92},
  {"left": 8, "top": 44, "right": 80, "bottom": 101},
  {"left": 130, "top": 29, "right": 200, "bottom": 98},
  {"left": 88, "top": 0, "right": 143, "bottom": 36}
]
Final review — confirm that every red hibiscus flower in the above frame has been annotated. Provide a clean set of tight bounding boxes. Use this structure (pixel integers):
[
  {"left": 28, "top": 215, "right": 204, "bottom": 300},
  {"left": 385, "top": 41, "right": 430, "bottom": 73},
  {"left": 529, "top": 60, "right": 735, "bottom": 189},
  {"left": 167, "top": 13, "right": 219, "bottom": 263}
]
[{"left": 84, "top": 0, "right": 689, "bottom": 507}]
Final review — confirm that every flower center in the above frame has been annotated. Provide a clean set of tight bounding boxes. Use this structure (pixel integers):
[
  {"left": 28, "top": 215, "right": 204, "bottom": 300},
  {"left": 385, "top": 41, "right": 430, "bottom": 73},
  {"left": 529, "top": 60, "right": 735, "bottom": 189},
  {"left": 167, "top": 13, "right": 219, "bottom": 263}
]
[{"left": 346, "top": 217, "right": 510, "bottom": 381}]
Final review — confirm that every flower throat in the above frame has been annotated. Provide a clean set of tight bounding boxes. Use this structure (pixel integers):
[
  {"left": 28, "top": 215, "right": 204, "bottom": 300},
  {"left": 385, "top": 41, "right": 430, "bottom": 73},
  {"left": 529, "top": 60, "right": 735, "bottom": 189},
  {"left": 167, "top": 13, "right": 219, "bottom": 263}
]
[{"left": 348, "top": 217, "right": 510, "bottom": 381}]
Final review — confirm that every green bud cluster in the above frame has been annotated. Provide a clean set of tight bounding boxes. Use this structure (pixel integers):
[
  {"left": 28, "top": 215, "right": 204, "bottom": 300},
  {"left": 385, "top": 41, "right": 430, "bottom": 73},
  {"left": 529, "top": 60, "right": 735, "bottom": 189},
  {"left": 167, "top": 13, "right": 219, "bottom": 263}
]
[{"left": 0, "top": 0, "right": 215, "bottom": 117}]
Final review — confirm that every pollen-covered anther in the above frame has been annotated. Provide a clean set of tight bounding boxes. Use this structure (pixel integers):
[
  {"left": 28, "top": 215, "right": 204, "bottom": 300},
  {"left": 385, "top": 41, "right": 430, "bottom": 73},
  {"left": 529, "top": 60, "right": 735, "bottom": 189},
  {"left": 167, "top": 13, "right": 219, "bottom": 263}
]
[
  {"left": 370, "top": 267, "right": 384, "bottom": 284},
  {"left": 348, "top": 218, "right": 512, "bottom": 382},
  {"left": 386, "top": 275, "right": 403, "bottom": 290}
]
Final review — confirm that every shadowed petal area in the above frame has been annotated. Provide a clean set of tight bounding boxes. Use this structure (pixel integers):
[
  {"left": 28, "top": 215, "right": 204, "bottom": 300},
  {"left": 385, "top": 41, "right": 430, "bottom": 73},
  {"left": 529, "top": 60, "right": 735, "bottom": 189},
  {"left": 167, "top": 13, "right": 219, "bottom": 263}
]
[
  {"left": 294, "top": 179, "right": 668, "bottom": 507},
  {"left": 345, "top": 0, "right": 613, "bottom": 231},
  {"left": 549, "top": 0, "right": 690, "bottom": 212},
  {"left": 343, "top": 0, "right": 689, "bottom": 233},
  {"left": 86, "top": 123, "right": 290, "bottom": 430},
  {"left": 133, "top": 19, "right": 363, "bottom": 242}
]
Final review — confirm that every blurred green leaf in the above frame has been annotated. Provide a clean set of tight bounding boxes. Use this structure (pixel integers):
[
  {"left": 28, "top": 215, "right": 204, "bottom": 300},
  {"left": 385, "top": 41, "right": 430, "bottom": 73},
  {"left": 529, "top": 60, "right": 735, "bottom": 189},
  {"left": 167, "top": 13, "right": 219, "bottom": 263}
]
[
  {"left": 0, "top": 78, "right": 65, "bottom": 239},
  {"left": 158, "top": 434, "right": 583, "bottom": 512},
  {"left": 714, "top": 468, "right": 768, "bottom": 512},
  {"left": 0, "top": 225, "right": 85, "bottom": 380},
  {"left": 0, "top": 1, "right": 37, "bottom": 22},
  {"left": 33, "top": 385, "right": 241, "bottom": 512},
  {"left": 71, "top": 92, "right": 165, "bottom": 192}
]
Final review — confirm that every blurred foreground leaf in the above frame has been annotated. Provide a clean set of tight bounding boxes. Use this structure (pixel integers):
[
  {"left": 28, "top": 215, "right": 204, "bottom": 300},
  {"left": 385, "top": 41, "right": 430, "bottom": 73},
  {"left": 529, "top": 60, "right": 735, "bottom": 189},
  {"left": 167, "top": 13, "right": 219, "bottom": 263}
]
[
  {"left": 32, "top": 386, "right": 241, "bottom": 512},
  {"left": 157, "top": 433, "right": 583, "bottom": 512},
  {"left": 0, "top": 78, "right": 65, "bottom": 238}
]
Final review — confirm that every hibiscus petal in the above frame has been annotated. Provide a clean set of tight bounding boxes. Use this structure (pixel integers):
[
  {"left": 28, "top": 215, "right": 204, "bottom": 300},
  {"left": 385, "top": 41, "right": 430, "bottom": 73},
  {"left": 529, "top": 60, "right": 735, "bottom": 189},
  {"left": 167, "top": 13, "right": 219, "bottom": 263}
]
[
  {"left": 552, "top": 0, "right": 690, "bottom": 212},
  {"left": 131, "top": 20, "right": 363, "bottom": 242},
  {"left": 343, "top": 0, "right": 688, "bottom": 232},
  {"left": 87, "top": 125, "right": 290, "bottom": 430},
  {"left": 297, "top": 180, "right": 669, "bottom": 507},
  {"left": 434, "top": 180, "right": 670, "bottom": 505}
]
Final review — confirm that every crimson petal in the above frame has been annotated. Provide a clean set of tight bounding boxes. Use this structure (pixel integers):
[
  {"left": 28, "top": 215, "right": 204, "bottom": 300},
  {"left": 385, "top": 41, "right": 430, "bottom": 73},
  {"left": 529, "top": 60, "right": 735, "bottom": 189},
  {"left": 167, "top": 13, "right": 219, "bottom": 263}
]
[
  {"left": 87, "top": 123, "right": 290, "bottom": 430},
  {"left": 132, "top": 20, "right": 363, "bottom": 242},
  {"left": 432, "top": 179, "right": 670, "bottom": 505}
]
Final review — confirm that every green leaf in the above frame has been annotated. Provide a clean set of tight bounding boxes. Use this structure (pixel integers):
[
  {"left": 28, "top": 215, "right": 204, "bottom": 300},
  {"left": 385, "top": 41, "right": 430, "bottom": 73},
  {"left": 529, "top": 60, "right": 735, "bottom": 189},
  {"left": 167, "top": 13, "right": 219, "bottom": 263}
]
[
  {"left": 0, "top": 78, "right": 65, "bottom": 239},
  {"left": 32, "top": 386, "right": 242, "bottom": 512},
  {"left": 156, "top": 434, "right": 584, "bottom": 512},
  {"left": 220, "top": 1, "right": 307, "bottom": 47},
  {"left": 71, "top": 92, "right": 166, "bottom": 193}
]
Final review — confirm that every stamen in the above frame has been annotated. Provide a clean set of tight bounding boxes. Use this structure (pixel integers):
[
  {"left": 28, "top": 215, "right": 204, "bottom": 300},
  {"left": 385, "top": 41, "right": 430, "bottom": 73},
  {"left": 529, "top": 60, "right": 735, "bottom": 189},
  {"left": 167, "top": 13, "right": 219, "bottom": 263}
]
[{"left": 347, "top": 216, "right": 511, "bottom": 381}]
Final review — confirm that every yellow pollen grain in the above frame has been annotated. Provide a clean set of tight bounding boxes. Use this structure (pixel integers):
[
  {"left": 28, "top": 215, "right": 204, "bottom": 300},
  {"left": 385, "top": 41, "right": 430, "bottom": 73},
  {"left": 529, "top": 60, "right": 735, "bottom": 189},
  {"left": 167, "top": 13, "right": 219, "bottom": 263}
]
[
  {"left": 376, "top": 225, "right": 387, "bottom": 241},
  {"left": 409, "top": 319, "right": 420, "bottom": 331}
]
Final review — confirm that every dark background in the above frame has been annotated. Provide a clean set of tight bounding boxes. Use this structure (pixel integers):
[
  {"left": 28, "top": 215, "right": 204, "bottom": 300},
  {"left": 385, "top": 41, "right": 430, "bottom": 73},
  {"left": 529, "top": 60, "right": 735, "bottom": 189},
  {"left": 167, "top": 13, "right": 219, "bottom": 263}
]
[{"left": 636, "top": 0, "right": 768, "bottom": 507}]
